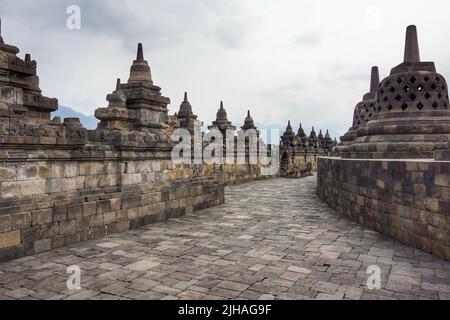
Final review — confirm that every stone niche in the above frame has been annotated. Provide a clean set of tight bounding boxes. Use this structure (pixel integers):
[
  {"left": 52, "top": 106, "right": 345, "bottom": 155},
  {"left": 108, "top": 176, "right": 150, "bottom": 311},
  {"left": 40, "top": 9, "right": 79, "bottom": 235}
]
[
  {"left": 0, "top": 36, "right": 224, "bottom": 262},
  {"left": 318, "top": 25, "right": 450, "bottom": 261}
]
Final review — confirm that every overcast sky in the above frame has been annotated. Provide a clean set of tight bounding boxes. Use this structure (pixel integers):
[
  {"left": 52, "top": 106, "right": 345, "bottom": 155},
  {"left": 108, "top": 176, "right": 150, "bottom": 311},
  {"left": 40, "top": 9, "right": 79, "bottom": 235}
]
[{"left": 1, "top": 0, "right": 450, "bottom": 138}]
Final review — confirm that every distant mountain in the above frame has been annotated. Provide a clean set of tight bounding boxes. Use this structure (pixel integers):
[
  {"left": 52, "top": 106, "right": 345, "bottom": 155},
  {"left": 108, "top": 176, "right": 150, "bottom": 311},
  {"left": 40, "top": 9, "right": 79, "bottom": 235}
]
[{"left": 53, "top": 106, "right": 98, "bottom": 130}]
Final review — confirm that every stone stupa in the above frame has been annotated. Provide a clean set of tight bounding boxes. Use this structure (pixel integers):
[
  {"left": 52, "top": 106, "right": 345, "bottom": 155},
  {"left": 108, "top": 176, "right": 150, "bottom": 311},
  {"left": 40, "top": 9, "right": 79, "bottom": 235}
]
[{"left": 344, "top": 25, "right": 450, "bottom": 159}]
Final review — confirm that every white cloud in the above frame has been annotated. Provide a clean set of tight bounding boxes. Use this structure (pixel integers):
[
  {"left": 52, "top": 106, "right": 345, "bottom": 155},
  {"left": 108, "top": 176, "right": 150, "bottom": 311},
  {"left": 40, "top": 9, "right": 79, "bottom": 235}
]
[{"left": 1, "top": 0, "right": 450, "bottom": 140}]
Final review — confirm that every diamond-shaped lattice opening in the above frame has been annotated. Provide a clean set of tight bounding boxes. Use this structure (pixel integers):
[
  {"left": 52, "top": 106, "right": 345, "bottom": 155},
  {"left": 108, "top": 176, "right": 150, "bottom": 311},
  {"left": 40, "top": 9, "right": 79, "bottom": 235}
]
[
  {"left": 424, "top": 76, "right": 430, "bottom": 82},
  {"left": 377, "top": 106, "right": 381, "bottom": 112},
  {"left": 401, "top": 103, "right": 408, "bottom": 111},
  {"left": 403, "top": 85, "right": 410, "bottom": 92},
  {"left": 389, "top": 87, "right": 396, "bottom": 93},
  {"left": 380, "top": 89, "right": 384, "bottom": 95},
  {"left": 432, "top": 101, "right": 439, "bottom": 109},
  {"left": 397, "top": 78, "right": 402, "bottom": 84},
  {"left": 444, "top": 102, "right": 448, "bottom": 109},
  {"left": 409, "top": 93, "right": 416, "bottom": 101},
  {"left": 431, "top": 84, "right": 437, "bottom": 90},
  {"left": 425, "top": 92, "right": 431, "bottom": 100},
  {"left": 438, "top": 93, "right": 443, "bottom": 99},
  {"left": 383, "top": 96, "right": 389, "bottom": 102},
  {"left": 386, "top": 80, "right": 391, "bottom": 86},
  {"left": 410, "top": 77, "right": 417, "bottom": 84},
  {"left": 395, "top": 95, "right": 402, "bottom": 101},
  {"left": 417, "top": 102, "right": 424, "bottom": 110},
  {"left": 436, "top": 76, "right": 441, "bottom": 82},
  {"left": 442, "top": 84, "right": 446, "bottom": 90},
  {"left": 387, "top": 105, "right": 393, "bottom": 111}
]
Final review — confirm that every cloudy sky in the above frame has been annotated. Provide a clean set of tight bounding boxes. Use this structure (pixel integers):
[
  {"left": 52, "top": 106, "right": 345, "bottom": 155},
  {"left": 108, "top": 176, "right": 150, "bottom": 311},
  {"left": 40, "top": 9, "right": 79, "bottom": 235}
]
[{"left": 2, "top": 0, "right": 450, "bottom": 138}]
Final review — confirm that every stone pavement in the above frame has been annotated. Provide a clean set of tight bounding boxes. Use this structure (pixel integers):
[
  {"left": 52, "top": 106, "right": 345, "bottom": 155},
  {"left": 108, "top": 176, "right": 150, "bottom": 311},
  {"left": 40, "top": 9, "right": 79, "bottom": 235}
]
[{"left": 0, "top": 176, "right": 449, "bottom": 300}]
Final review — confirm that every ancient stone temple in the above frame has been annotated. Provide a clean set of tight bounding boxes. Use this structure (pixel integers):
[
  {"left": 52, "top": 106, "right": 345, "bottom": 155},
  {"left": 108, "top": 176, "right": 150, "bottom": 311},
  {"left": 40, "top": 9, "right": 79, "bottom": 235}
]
[
  {"left": 236, "top": 110, "right": 264, "bottom": 164},
  {"left": 0, "top": 20, "right": 342, "bottom": 263},
  {"left": 0, "top": 24, "right": 87, "bottom": 148},
  {"left": 344, "top": 26, "right": 450, "bottom": 159},
  {"left": 336, "top": 66, "right": 380, "bottom": 151},
  {"left": 204, "top": 107, "right": 278, "bottom": 185},
  {"left": 318, "top": 25, "right": 450, "bottom": 261},
  {"left": 93, "top": 43, "right": 172, "bottom": 152},
  {"left": 237, "top": 110, "right": 260, "bottom": 158},
  {"left": 240, "top": 110, "right": 258, "bottom": 132},
  {"left": 0, "top": 30, "right": 224, "bottom": 262},
  {"left": 206, "top": 101, "right": 237, "bottom": 162},
  {"left": 308, "top": 127, "right": 319, "bottom": 149},
  {"left": 208, "top": 101, "right": 236, "bottom": 135},
  {"left": 280, "top": 121, "right": 335, "bottom": 176},
  {"left": 176, "top": 92, "right": 198, "bottom": 135},
  {"left": 280, "top": 121, "right": 296, "bottom": 145},
  {"left": 297, "top": 123, "right": 306, "bottom": 140},
  {"left": 323, "top": 130, "right": 334, "bottom": 150}
]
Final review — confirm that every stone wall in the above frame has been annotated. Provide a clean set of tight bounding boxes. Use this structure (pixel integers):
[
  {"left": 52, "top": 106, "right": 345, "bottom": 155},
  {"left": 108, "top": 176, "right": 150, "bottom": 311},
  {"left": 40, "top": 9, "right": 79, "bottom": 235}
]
[
  {"left": 0, "top": 143, "right": 285, "bottom": 262},
  {"left": 204, "top": 154, "right": 316, "bottom": 186},
  {"left": 281, "top": 153, "right": 319, "bottom": 178},
  {"left": 0, "top": 148, "right": 224, "bottom": 262},
  {"left": 0, "top": 37, "right": 230, "bottom": 263},
  {"left": 222, "top": 163, "right": 278, "bottom": 185},
  {"left": 299, "top": 154, "right": 320, "bottom": 172},
  {"left": 0, "top": 32, "right": 318, "bottom": 264},
  {"left": 317, "top": 157, "right": 450, "bottom": 260}
]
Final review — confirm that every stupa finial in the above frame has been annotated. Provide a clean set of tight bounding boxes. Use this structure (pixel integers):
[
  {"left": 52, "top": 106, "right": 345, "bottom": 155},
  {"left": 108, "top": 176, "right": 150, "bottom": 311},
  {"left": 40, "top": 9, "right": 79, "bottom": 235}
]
[
  {"left": 137, "top": 43, "right": 144, "bottom": 60},
  {"left": 128, "top": 43, "right": 152, "bottom": 83},
  {"left": 0, "top": 18, "right": 4, "bottom": 44},
  {"left": 184, "top": 92, "right": 188, "bottom": 102},
  {"left": 404, "top": 25, "right": 420, "bottom": 63},
  {"left": 116, "top": 78, "right": 121, "bottom": 91},
  {"left": 370, "top": 66, "right": 380, "bottom": 93}
]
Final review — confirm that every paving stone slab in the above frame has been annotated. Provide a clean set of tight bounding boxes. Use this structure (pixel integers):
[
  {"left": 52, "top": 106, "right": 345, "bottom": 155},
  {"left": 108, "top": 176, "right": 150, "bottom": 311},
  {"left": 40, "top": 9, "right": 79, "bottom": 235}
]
[{"left": 0, "top": 177, "right": 449, "bottom": 300}]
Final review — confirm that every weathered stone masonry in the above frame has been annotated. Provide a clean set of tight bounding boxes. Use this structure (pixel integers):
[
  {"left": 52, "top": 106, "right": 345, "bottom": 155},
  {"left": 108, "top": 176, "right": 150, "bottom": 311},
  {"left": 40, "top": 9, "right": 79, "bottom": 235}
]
[
  {"left": 0, "top": 23, "right": 334, "bottom": 262},
  {"left": 0, "top": 32, "right": 224, "bottom": 262},
  {"left": 206, "top": 102, "right": 280, "bottom": 185},
  {"left": 280, "top": 121, "right": 335, "bottom": 177},
  {"left": 319, "top": 26, "right": 450, "bottom": 260},
  {"left": 318, "top": 158, "right": 450, "bottom": 260},
  {"left": 0, "top": 155, "right": 224, "bottom": 262}
]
